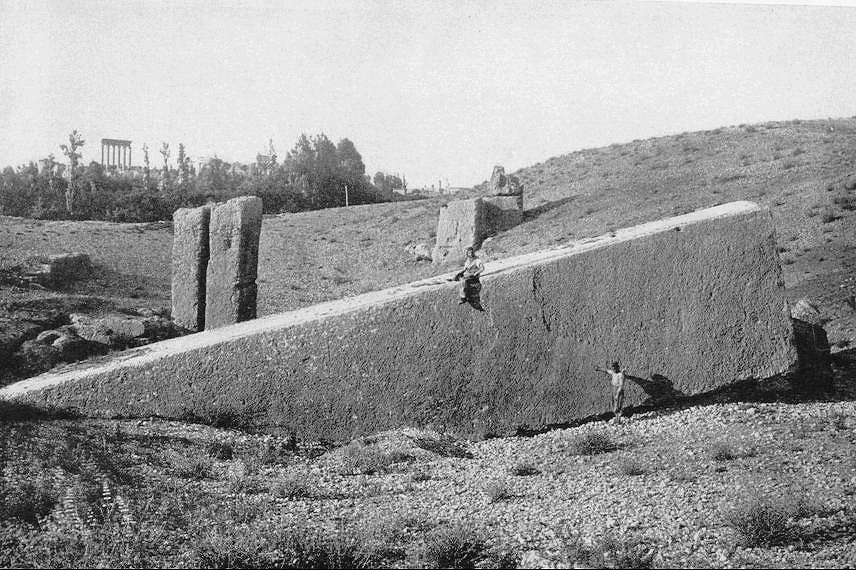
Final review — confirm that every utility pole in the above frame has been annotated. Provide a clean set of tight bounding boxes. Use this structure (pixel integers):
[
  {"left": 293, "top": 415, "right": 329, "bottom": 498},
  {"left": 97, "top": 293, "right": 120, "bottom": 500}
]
[{"left": 344, "top": 184, "right": 349, "bottom": 207}]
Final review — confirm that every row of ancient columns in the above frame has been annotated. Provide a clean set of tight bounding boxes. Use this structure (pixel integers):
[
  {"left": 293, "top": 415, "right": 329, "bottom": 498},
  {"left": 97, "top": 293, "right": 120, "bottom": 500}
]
[{"left": 101, "top": 142, "right": 131, "bottom": 170}]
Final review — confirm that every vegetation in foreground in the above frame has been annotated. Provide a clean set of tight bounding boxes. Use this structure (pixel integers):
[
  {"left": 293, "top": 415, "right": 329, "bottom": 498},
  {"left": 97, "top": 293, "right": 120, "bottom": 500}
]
[{"left": 1, "top": 393, "right": 855, "bottom": 568}]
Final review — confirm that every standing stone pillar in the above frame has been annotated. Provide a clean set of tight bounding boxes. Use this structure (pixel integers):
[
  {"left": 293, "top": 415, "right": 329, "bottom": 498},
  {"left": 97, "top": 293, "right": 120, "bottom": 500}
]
[
  {"left": 171, "top": 205, "right": 212, "bottom": 331},
  {"left": 205, "top": 196, "right": 264, "bottom": 329}
]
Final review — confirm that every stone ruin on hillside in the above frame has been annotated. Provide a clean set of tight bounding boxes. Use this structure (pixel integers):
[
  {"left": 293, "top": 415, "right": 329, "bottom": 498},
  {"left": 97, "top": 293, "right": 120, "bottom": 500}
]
[
  {"left": 171, "top": 196, "right": 263, "bottom": 331},
  {"left": 432, "top": 165, "right": 524, "bottom": 264}
]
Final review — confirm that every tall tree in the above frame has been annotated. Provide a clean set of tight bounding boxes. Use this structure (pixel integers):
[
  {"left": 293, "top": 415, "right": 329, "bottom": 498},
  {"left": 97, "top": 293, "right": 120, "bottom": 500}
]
[
  {"left": 158, "top": 143, "right": 171, "bottom": 192},
  {"left": 177, "top": 143, "right": 191, "bottom": 188},
  {"left": 60, "top": 130, "right": 85, "bottom": 214},
  {"left": 142, "top": 144, "right": 152, "bottom": 189}
]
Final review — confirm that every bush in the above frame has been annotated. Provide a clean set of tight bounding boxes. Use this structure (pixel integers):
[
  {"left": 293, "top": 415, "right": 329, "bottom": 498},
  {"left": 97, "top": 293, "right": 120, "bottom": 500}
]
[
  {"left": 560, "top": 531, "right": 656, "bottom": 569},
  {"left": 709, "top": 442, "right": 738, "bottom": 462},
  {"left": 724, "top": 494, "right": 797, "bottom": 546},
  {"left": 339, "top": 443, "right": 413, "bottom": 475},
  {"left": 509, "top": 463, "right": 540, "bottom": 476},
  {"left": 569, "top": 432, "right": 618, "bottom": 456},
  {"left": 273, "top": 475, "right": 313, "bottom": 500},
  {"left": 206, "top": 441, "right": 234, "bottom": 461},
  {"left": 484, "top": 481, "right": 511, "bottom": 503},
  {"left": 616, "top": 458, "right": 645, "bottom": 476},
  {"left": 421, "top": 525, "right": 488, "bottom": 569}
]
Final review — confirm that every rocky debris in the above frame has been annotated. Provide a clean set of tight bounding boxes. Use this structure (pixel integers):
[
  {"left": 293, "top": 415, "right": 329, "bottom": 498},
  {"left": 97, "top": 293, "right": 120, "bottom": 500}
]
[
  {"left": 205, "top": 196, "right": 264, "bottom": 329},
  {"left": 18, "top": 253, "right": 93, "bottom": 289},
  {"left": 172, "top": 205, "right": 212, "bottom": 332},
  {"left": 405, "top": 243, "right": 432, "bottom": 262},
  {"left": 489, "top": 165, "right": 524, "bottom": 197},
  {"left": 791, "top": 298, "right": 824, "bottom": 326},
  {"left": 13, "top": 340, "right": 61, "bottom": 377},
  {"left": 34, "top": 329, "right": 62, "bottom": 344},
  {"left": 52, "top": 332, "right": 107, "bottom": 362},
  {"left": 0, "top": 310, "right": 67, "bottom": 360},
  {"left": 71, "top": 313, "right": 146, "bottom": 348}
]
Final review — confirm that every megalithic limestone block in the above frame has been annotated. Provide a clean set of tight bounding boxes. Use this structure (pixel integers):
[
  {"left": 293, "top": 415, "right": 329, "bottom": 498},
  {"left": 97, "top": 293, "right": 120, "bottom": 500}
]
[
  {"left": 2, "top": 202, "right": 808, "bottom": 441},
  {"left": 204, "top": 196, "right": 263, "bottom": 329},
  {"left": 171, "top": 205, "right": 211, "bottom": 331},
  {"left": 431, "top": 198, "right": 488, "bottom": 264},
  {"left": 482, "top": 195, "right": 524, "bottom": 234}
]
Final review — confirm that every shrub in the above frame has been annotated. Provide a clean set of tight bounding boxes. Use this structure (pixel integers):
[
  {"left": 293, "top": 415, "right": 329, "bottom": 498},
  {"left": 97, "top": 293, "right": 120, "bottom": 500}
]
[
  {"left": 339, "top": 443, "right": 413, "bottom": 475},
  {"left": 206, "top": 441, "right": 234, "bottom": 461},
  {"left": 616, "top": 458, "right": 645, "bottom": 476},
  {"left": 820, "top": 208, "right": 837, "bottom": 223},
  {"left": 484, "top": 481, "right": 511, "bottom": 503},
  {"left": 709, "top": 442, "right": 738, "bottom": 462},
  {"left": 421, "top": 525, "right": 488, "bottom": 569},
  {"left": 560, "top": 531, "right": 656, "bottom": 569},
  {"left": 509, "top": 463, "right": 540, "bottom": 476},
  {"left": 569, "top": 432, "right": 617, "bottom": 456},
  {"left": 724, "top": 494, "right": 798, "bottom": 546},
  {"left": 273, "top": 475, "right": 313, "bottom": 500},
  {"left": 172, "top": 454, "right": 213, "bottom": 480}
]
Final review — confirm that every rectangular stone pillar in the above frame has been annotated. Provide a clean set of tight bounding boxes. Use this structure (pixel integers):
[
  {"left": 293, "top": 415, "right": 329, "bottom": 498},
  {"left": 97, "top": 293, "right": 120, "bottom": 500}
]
[
  {"left": 431, "top": 198, "right": 488, "bottom": 264},
  {"left": 205, "top": 196, "right": 264, "bottom": 329},
  {"left": 171, "top": 205, "right": 212, "bottom": 331}
]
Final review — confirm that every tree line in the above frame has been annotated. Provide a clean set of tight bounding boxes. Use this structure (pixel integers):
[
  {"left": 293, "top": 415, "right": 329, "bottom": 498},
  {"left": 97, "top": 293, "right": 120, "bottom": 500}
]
[{"left": 0, "top": 131, "right": 412, "bottom": 222}]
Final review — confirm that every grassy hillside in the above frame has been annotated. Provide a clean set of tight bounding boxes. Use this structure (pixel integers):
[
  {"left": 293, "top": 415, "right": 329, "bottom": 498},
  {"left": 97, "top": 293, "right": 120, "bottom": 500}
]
[{"left": 2, "top": 117, "right": 854, "bottom": 342}]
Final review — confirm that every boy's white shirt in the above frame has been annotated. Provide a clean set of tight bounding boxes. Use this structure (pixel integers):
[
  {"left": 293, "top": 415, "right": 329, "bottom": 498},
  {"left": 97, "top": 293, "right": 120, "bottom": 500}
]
[{"left": 463, "top": 256, "right": 484, "bottom": 276}]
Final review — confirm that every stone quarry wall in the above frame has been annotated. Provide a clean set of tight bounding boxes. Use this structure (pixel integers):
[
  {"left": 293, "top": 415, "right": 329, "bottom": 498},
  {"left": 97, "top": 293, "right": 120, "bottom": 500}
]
[{"left": 1, "top": 202, "right": 800, "bottom": 440}]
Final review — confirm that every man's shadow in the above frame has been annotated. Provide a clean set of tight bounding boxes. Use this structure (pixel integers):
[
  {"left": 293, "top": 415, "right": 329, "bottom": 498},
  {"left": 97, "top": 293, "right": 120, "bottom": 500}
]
[{"left": 625, "top": 373, "right": 685, "bottom": 406}]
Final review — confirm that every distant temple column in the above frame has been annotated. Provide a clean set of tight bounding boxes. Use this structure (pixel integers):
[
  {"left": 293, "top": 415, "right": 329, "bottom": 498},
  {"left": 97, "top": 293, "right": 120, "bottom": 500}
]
[{"left": 101, "top": 138, "right": 132, "bottom": 171}]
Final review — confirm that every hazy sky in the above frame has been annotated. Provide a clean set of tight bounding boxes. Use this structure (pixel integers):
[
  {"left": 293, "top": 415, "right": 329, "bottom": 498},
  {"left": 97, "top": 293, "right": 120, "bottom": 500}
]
[{"left": 1, "top": 1, "right": 855, "bottom": 188}]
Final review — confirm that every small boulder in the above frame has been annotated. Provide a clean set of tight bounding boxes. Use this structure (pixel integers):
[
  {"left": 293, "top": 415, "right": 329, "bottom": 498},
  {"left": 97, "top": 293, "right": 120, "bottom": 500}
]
[
  {"left": 35, "top": 329, "right": 63, "bottom": 344},
  {"left": 52, "top": 333, "right": 107, "bottom": 362},
  {"left": 13, "top": 340, "right": 61, "bottom": 376},
  {"left": 72, "top": 315, "right": 146, "bottom": 348},
  {"left": 791, "top": 299, "right": 824, "bottom": 326},
  {"left": 405, "top": 243, "right": 432, "bottom": 262}
]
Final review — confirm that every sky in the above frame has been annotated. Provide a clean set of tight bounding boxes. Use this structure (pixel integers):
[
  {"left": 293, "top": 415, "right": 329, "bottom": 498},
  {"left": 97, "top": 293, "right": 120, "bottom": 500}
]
[{"left": 1, "top": 1, "right": 856, "bottom": 188}]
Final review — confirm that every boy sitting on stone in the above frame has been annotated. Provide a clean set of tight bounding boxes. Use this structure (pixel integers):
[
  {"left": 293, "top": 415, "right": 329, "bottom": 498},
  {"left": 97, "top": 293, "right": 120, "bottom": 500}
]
[{"left": 453, "top": 247, "right": 485, "bottom": 304}]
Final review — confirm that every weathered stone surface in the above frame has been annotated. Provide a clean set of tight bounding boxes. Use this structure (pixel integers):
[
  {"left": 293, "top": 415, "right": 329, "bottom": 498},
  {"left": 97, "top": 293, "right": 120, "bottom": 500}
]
[
  {"left": 204, "top": 196, "right": 264, "bottom": 329},
  {"left": 791, "top": 298, "right": 823, "bottom": 326},
  {"left": 482, "top": 195, "right": 524, "bottom": 233},
  {"left": 12, "top": 340, "right": 61, "bottom": 376},
  {"left": 171, "top": 205, "right": 211, "bottom": 332},
  {"left": 489, "top": 165, "right": 507, "bottom": 194},
  {"left": 52, "top": 333, "right": 106, "bottom": 362},
  {"left": 1, "top": 202, "right": 800, "bottom": 441},
  {"left": 35, "top": 330, "right": 62, "bottom": 344},
  {"left": 72, "top": 314, "right": 146, "bottom": 347},
  {"left": 0, "top": 319, "right": 45, "bottom": 360},
  {"left": 432, "top": 198, "right": 488, "bottom": 264},
  {"left": 489, "top": 165, "right": 523, "bottom": 196},
  {"left": 405, "top": 243, "right": 432, "bottom": 262}
]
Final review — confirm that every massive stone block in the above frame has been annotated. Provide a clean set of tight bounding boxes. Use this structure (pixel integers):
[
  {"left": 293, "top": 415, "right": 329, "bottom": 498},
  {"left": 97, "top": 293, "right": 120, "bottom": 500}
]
[
  {"left": 431, "top": 198, "right": 488, "bottom": 264},
  {"left": 1, "top": 202, "right": 801, "bottom": 441},
  {"left": 482, "top": 195, "right": 524, "bottom": 233},
  {"left": 171, "top": 205, "right": 211, "bottom": 331},
  {"left": 204, "top": 196, "right": 263, "bottom": 329}
]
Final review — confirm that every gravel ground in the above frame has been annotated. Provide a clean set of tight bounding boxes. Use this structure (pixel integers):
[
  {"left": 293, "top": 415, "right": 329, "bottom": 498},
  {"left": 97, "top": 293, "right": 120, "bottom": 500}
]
[{"left": 88, "top": 393, "right": 855, "bottom": 568}]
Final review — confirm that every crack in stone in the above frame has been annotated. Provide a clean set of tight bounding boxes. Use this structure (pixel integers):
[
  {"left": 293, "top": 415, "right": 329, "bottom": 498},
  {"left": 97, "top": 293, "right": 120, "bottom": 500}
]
[{"left": 531, "top": 267, "right": 552, "bottom": 334}]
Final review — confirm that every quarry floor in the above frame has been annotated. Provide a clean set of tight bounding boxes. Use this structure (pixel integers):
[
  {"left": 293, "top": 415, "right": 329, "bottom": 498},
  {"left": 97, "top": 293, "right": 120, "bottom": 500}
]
[{"left": 1, "top": 351, "right": 855, "bottom": 568}]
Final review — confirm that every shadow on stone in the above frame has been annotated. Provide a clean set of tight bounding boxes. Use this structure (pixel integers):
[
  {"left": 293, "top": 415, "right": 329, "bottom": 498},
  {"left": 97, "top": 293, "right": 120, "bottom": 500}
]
[{"left": 523, "top": 196, "right": 577, "bottom": 221}]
